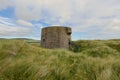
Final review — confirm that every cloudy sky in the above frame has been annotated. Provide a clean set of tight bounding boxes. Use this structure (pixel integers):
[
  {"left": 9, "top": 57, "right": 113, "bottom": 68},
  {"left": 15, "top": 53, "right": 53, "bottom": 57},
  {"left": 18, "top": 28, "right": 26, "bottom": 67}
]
[{"left": 0, "top": 0, "right": 120, "bottom": 40}]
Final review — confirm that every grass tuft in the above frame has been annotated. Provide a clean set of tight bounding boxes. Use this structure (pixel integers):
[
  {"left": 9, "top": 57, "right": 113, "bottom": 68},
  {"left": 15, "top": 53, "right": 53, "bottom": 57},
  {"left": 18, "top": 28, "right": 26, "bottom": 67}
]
[{"left": 0, "top": 39, "right": 120, "bottom": 80}]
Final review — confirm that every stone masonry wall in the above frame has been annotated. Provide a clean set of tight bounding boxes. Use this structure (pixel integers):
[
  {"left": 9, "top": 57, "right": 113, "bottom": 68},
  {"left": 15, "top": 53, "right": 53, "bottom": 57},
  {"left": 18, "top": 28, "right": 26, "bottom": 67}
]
[{"left": 41, "top": 26, "right": 72, "bottom": 49}]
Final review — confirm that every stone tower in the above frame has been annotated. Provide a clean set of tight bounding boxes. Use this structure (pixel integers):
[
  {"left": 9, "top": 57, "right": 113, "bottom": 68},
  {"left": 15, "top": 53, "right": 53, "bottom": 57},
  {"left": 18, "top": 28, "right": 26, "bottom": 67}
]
[{"left": 41, "top": 26, "right": 72, "bottom": 49}]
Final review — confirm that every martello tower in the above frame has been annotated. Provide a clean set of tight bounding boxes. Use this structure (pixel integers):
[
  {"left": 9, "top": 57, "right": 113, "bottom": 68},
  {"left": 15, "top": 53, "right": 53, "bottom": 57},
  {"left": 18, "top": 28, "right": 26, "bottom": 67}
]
[{"left": 41, "top": 26, "right": 72, "bottom": 49}]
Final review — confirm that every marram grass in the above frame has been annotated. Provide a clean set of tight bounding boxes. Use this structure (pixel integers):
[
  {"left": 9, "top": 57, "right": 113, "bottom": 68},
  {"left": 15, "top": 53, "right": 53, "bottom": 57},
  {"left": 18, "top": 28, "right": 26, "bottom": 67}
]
[{"left": 0, "top": 39, "right": 120, "bottom": 80}]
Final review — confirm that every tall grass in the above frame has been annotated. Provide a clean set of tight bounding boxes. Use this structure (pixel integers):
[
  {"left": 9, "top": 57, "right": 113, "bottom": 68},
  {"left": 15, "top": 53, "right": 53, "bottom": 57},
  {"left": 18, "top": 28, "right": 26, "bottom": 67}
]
[{"left": 0, "top": 39, "right": 120, "bottom": 80}]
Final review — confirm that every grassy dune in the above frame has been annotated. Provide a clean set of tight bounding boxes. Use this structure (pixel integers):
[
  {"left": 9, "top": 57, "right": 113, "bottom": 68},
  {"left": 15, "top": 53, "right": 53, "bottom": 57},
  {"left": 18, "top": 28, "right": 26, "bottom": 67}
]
[{"left": 0, "top": 39, "right": 120, "bottom": 80}]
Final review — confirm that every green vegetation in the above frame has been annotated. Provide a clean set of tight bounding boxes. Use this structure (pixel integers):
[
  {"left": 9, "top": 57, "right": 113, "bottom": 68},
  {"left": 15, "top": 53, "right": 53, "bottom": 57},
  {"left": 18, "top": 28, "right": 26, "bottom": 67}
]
[{"left": 0, "top": 39, "right": 120, "bottom": 80}]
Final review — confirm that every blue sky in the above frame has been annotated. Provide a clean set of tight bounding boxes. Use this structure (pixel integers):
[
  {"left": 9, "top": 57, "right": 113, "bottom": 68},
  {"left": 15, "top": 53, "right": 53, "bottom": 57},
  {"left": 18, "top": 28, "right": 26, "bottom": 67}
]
[{"left": 0, "top": 0, "right": 120, "bottom": 40}]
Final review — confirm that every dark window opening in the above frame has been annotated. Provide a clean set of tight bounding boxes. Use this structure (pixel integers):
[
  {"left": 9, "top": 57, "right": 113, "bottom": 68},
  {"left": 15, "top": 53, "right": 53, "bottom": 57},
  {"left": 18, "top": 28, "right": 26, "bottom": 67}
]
[
  {"left": 67, "top": 32, "right": 71, "bottom": 35},
  {"left": 69, "top": 41, "right": 71, "bottom": 45},
  {"left": 43, "top": 39, "right": 45, "bottom": 42}
]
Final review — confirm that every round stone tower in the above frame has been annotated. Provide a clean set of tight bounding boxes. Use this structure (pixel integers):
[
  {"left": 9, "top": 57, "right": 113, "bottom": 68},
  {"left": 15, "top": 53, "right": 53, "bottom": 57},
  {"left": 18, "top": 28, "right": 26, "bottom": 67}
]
[{"left": 41, "top": 26, "right": 72, "bottom": 49}]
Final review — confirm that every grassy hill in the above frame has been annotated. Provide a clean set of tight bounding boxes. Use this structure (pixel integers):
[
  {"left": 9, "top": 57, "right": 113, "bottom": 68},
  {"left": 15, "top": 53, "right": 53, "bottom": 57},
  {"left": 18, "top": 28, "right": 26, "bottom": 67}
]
[{"left": 0, "top": 39, "right": 120, "bottom": 80}]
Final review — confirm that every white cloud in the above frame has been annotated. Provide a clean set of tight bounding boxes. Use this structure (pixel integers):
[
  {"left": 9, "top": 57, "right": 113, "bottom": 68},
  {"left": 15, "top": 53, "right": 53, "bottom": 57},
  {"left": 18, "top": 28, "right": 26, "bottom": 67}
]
[
  {"left": 0, "top": 25, "right": 31, "bottom": 36},
  {"left": 34, "top": 23, "right": 43, "bottom": 29},
  {"left": 16, "top": 19, "right": 33, "bottom": 27},
  {"left": 0, "top": 17, "right": 32, "bottom": 36},
  {"left": 0, "top": 17, "right": 15, "bottom": 26},
  {"left": 0, "top": 0, "right": 120, "bottom": 39},
  {"left": 0, "top": 0, "right": 12, "bottom": 10},
  {"left": 103, "top": 19, "right": 120, "bottom": 34},
  {"left": 13, "top": 0, "right": 73, "bottom": 22}
]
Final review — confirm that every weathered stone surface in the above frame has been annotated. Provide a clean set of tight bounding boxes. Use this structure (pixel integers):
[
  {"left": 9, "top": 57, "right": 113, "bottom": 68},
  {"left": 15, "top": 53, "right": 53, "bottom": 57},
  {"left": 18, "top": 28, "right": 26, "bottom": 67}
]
[{"left": 41, "top": 26, "right": 72, "bottom": 49}]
